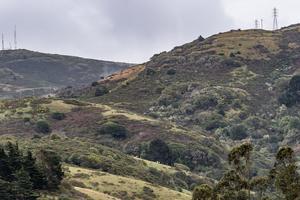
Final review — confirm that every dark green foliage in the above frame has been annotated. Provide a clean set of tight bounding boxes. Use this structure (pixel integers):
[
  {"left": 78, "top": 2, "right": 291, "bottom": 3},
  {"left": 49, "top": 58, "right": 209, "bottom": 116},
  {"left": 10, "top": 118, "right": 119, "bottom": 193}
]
[
  {"left": 91, "top": 81, "right": 99, "bottom": 87},
  {"left": 271, "top": 147, "right": 300, "bottom": 200},
  {"left": 35, "top": 120, "right": 51, "bottom": 134},
  {"left": 166, "top": 68, "right": 176, "bottom": 75},
  {"left": 0, "top": 179, "right": 13, "bottom": 200},
  {"left": 279, "top": 75, "right": 300, "bottom": 107},
  {"left": 0, "top": 142, "right": 64, "bottom": 199},
  {"left": 194, "top": 96, "right": 218, "bottom": 110},
  {"left": 94, "top": 86, "right": 109, "bottom": 97},
  {"left": 51, "top": 112, "right": 66, "bottom": 120},
  {"left": 13, "top": 168, "right": 38, "bottom": 200},
  {"left": 98, "top": 121, "right": 127, "bottom": 139},
  {"left": 23, "top": 151, "right": 47, "bottom": 189},
  {"left": 144, "top": 139, "right": 173, "bottom": 165},
  {"left": 37, "top": 150, "right": 64, "bottom": 190},
  {"left": 228, "top": 124, "right": 248, "bottom": 140},
  {"left": 192, "top": 184, "right": 213, "bottom": 200}
]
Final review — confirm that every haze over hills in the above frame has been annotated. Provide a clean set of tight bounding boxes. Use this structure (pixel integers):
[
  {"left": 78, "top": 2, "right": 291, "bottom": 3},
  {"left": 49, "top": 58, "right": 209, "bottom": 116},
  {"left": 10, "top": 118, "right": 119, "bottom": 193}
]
[
  {"left": 3, "top": 24, "right": 300, "bottom": 199},
  {"left": 0, "top": 49, "right": 132, "bottom": 99}
]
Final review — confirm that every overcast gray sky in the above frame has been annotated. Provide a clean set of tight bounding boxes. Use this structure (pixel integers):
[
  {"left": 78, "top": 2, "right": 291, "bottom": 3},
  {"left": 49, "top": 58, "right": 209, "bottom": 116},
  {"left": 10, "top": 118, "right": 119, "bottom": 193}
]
[{"left": 0, "top": 0, "right": 299, "bottom": 63}]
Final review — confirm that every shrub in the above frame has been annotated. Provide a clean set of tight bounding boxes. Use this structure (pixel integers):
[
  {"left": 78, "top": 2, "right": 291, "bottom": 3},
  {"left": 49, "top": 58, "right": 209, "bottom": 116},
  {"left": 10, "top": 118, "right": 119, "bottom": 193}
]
[
  {"left": 35, "top": 120, "right": 51, "bottom": 134},
  {"left": 192, "top": 184, "right": 213, "bottom": 200},
  {"left": 194, "top": 95, "right": 218, "bottom": 110},
  {"left": 167, "top": 68, "right": 176, "bottom": 75},
  {"left": 95, "top": 86, "right": 109, "bottom": 97},
  {"left": 91, "top": 81, "right": 99, "bottom": 87},
  {"left": 145, "top": 139, "right": 173, "bottom": 165},
  {"left": 228, "top": 124, "right": 248, "bottom": 140},
  {"left": 98, "top": 122, "right": 127, "bottom": 139},
  {"left": 278, "top": 75, "right": 300, "bottom": 107},
  {"left": 51, "top": 112, "right": 66, "bottom": 120},
  {"left": 23, "top": 117, "right": 31, "bottom": 123}
]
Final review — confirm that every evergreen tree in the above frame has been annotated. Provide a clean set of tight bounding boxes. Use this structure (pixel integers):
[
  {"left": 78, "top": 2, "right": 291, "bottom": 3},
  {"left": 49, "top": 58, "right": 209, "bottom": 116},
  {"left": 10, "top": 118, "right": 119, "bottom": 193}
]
[
  {"left": 0, "top": 179, "right": 14, "bottom": 200},
  {"left": 6, "top": 142, "right": 22, "bottom": 174},
  {"left": 23, "top": 151, "right": 47, "bottom": 190},
  {"left": 37, "top": 150, "right": 64, "bottom": 190},
  {"left": 13, "top": 168, "right": 38, "bottom": 200},
  {"left": 0, "top": 147, "right": 12, "bottom": 181}
]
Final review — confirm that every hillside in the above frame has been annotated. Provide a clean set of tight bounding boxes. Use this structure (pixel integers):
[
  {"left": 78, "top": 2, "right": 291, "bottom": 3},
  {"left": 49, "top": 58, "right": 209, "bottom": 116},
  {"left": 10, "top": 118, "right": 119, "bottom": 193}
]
[
  {"left": 66, "top": 24, "right": 300, "bottom": 173},
  {"left": 3, "top": 24, "right": 300, "bottom": 199},
  {"left": 0, "top": 49, "right": 132, "bottom": 99}
]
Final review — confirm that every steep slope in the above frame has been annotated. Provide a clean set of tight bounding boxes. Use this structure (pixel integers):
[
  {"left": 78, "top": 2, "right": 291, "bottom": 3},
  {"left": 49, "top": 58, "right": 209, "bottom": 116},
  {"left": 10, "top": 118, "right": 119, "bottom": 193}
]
[
  {"left": 0, "top": 49, "right": 132, "bottom": 99},
  {"left": 72, "top": 24, "right": 300, "bottom": 172}
]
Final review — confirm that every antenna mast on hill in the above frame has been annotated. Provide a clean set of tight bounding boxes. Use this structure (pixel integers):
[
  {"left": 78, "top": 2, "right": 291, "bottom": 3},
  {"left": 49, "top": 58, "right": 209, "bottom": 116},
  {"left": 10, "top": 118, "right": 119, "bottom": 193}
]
[
  {"left": 273, "top": 8, "right": 278, "bottom": 30},
  {"left": 1, "top": 33, "right": 4, "bottom": 50},
  {"left": 14, "top": 25, "right": 17, "bottom": 49},
  {"left": 261, "top": 19, "right": 264, "bottom": 29},
  {"left": 255, "top": 19, "right": 259, "bottom": 29}
]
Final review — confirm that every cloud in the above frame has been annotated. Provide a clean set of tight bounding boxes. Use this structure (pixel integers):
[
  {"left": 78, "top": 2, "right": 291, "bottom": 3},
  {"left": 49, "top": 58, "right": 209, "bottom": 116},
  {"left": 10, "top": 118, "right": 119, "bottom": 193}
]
[{"left": 0, "top": 0, "right": 233, "bottom": 63}]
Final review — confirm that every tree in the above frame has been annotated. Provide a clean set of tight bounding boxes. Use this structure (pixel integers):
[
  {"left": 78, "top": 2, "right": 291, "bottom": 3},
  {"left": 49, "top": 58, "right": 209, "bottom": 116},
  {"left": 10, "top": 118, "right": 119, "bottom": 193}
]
[
  {"left": 228, "top": 143, "right": 253, "bottom": 199},
  {"left": 146, "top": 139, "right": 173, "bottom": 165},
  {"left": 13, "top": 168, "right": 38, "bottom": 200},
  {"left": 0, "top": 147, "right": 12, "bottom": 181},
  {"left": 37, "top": 150, "right": 64, "bottom": 190},
  {"left": 214, "top": 143, "right": 253, "bottom": 200},
  {"left": 0, "top": 179, "right": 13, "bottom": 200},
  {"left": 271, "top": 147, "right": 300, "bottom": 200},
  {"left": 192, "top": 184, "right": 213, "bottom": 200},
  {"left": 6, "top": 142, "right": 22, "bottom": 175},
  {"left": 250, "top": 176, "right": 269, "bottom": 200},
  {"left": 23, "top": 151, "right": 47, "bottom": 190}
]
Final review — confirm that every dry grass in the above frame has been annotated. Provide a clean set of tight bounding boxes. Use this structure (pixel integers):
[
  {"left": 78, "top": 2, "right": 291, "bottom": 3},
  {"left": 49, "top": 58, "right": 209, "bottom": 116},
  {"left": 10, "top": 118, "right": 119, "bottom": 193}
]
[
  {"left": 68, "top": 166, "right": 192, "bottom": 200},
  {"left": 207, "top": 30, "right": 281, "bottom": 59},
  {"left": 74, "top": 187, "right": 120, "bottom": 200},
  {"left": 42, "top": 100, "right": 76, "bottom": 113}
]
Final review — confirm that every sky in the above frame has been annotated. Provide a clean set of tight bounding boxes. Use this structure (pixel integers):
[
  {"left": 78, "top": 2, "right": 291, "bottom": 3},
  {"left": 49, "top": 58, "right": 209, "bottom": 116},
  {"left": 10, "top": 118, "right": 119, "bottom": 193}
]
[{"left": 0, "top": 0, "right": 299, "bottom": 63}]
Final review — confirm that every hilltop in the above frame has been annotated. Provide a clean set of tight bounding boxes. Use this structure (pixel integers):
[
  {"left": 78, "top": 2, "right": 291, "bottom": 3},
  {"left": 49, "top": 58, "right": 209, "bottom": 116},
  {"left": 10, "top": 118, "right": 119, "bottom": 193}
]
[{"left": 0, "top": 49, "right": 132, "bottom": 99}]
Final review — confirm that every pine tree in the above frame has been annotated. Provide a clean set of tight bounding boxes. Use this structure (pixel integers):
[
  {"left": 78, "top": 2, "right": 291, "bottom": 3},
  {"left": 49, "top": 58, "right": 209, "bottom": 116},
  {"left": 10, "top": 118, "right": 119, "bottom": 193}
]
[
  {"left": 0, "top": 147, "right": 12, "bottom": 181},
  {"left": 6, "top": 142, "right": 22, "bottom": 174},
  {"left": 23, "top": 151, "right": 47, "bottom": 190},
  {"left": 0, "top": 179, "right": 14, "bottom": 200},
  {"left": 37, "top": 150, "right": 64, "bottom": 190},
  {"left": 13, "top": 168, "right": 38, "bottom": 200}
]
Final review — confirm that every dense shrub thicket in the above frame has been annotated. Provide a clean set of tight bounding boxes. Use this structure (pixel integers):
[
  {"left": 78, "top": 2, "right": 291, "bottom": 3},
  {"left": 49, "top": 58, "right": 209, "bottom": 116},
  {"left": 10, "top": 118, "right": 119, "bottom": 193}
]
[
  {"left": 279, "top": 75, "right": 300, "bottom": 107},
  {"left": 0, "top": 142, "right": 64, "bottom": 200},
  {"left": 98, "top": 121, "right": 128, "bottom": 139}
]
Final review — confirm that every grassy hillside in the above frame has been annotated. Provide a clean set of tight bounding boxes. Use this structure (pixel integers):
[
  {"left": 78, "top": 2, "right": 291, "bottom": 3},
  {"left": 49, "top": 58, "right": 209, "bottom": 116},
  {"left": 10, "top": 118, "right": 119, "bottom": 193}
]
[
  {"left": 0, "top": 49, "right": 132, "bottom": 99},
  {"left": 4, "top": 24, "right": 300, "bottom": 199},
  {"left": 63, "top": 24, "right": 300, "bottom": 174}
]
